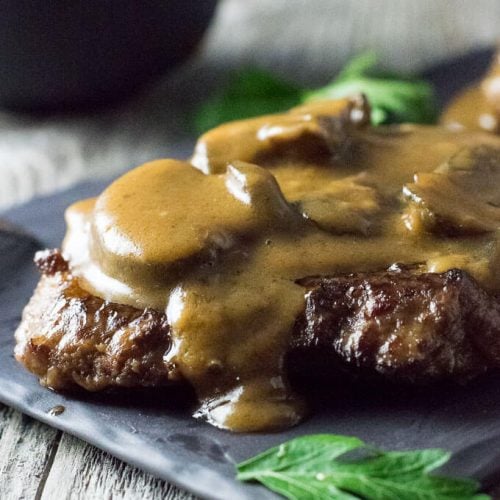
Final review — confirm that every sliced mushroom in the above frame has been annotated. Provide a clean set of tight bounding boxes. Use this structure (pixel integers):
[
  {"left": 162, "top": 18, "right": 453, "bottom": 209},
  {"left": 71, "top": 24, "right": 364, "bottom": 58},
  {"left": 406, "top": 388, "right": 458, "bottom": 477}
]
[
  {"left": 297, "top": 176, "right": 382, "bottom": 236},
  {"left": 88, "top": 159, "right": 302, "bottom": 287},
  {"left": 403, "top": 146, "right": 500, "bottom": 235},
  {"left": 191, "top": 96, "right": 370, "bottom": 174}
]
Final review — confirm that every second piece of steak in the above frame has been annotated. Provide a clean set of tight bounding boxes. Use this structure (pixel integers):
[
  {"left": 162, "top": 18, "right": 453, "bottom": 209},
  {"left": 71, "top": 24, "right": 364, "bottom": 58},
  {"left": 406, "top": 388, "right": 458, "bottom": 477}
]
[{"left": 291, "top": 269, "right": 499, "bottom": 381}]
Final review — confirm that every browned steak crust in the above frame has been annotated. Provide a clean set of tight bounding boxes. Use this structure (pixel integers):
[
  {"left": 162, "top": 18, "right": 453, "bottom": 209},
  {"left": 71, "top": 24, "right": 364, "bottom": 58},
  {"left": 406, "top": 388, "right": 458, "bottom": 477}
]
[
  {"left": 291, "top": 270, "right": 499, "bottom": 381},
  {"left": 15, "top": 250, "right": 500, "bottom": 391},
  {"left": 15, "top": 249, "right": 171, "bottom": 391}
]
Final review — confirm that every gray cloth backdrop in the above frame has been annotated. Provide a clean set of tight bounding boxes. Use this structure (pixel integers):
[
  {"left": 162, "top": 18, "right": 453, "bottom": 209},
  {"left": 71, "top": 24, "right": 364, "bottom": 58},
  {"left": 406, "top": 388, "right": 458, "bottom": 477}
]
[{"left": 1, "top": 0, "right": 499, "bottom": 210}]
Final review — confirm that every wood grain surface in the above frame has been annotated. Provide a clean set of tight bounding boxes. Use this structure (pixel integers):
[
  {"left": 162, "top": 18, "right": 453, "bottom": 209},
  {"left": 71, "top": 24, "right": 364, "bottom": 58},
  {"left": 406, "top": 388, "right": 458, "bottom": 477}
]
[
  {"left": 0, "top": 403, "right": 196, "bottom": 500},
  {"left": 2, "top": 1, "right": 500, "bottom": 498}
]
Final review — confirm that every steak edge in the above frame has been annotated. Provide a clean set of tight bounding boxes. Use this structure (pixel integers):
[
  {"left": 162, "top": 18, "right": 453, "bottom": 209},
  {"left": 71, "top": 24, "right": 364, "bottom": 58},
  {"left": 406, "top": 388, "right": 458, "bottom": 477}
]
[{"left": 14, "top": 249, "right": 500, "bottom": 391}]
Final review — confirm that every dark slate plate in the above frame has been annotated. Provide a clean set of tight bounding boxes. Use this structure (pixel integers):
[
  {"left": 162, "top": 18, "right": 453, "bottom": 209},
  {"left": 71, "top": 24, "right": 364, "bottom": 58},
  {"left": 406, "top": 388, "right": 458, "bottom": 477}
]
[{"left": 1, "top": 48, "right": 499, "bottom": 499}]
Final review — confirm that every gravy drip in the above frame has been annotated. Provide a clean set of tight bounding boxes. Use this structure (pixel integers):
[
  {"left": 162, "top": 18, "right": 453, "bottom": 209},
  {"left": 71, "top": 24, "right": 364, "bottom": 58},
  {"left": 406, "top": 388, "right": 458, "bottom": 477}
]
[{"left": 63, "top": 98, "right": 500, "bottom": 431}]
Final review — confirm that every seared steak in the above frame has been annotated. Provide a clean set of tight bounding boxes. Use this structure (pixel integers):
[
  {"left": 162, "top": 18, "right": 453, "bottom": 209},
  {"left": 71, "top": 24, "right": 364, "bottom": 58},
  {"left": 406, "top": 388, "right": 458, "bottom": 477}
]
[
  {"left": 290, "top": 270, "right": 497, "bottom": 381},
  {"left": 15, "top": 249, "right": 498, "bottom": 392},
  {"left": 15, "top": 249, "right": 170, "bottom": 391}
]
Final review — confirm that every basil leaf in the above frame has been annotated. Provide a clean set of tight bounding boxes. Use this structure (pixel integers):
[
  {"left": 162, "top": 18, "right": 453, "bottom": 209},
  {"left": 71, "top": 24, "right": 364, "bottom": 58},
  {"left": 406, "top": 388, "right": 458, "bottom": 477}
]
[
  {"left": 193, "top": 69, "right": 302, "bottom": 134},
  {"left": 236, "top": 434, "right": 489, "bottom": 500},
  {"left": 193, "top": 52, "right": 438, "bottom": 133},
  {"left": 238, "top": 434, "right": 364, "bottom": 479},
  {"left": 303, "top": 53, "right": 437, "bottom": 125},
  {"left": 334, "top": 52, "right": 380, "bottom": 81}
]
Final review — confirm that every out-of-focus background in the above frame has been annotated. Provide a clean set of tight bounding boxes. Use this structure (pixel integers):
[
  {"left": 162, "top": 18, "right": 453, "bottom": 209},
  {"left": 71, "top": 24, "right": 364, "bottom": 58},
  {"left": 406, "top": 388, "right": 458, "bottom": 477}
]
[{"left": 0, "top": 0, "right": 499, "bottom": 210}]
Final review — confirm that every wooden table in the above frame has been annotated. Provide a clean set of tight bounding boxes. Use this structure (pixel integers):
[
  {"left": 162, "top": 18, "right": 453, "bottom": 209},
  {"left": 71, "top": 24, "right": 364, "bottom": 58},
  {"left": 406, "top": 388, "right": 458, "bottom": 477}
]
[
  {"left": 0, "top": 404, "right": 195, "bottom": 499},
  {"left": 1, "top": 1, "right": 500, "bottom": 498}
]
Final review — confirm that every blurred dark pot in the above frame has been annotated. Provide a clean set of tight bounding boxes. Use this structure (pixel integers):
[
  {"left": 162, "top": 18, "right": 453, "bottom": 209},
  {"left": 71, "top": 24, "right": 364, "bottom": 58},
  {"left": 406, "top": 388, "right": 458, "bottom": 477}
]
[{"left": 0, "top": 0, "right": 217, "bottom": 111}]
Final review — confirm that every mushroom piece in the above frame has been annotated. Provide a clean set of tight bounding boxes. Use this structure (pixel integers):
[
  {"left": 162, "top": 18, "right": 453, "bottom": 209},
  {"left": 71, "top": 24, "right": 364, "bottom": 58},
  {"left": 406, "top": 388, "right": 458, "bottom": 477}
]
[
  {"left": 403, "top": 146, "right": 500, "bottom": 235},
  {"left": 297, "top": 176, "right": 382, "bottom": 236},
  {"left": 191, "top": 95, "right": 371, "bottom": 174}
]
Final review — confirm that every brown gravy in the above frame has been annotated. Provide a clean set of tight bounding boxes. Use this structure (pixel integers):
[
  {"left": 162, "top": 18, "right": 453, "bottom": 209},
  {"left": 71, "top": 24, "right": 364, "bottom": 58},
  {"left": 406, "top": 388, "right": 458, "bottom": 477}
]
[
  {"left": 63, "top": 98, "right": 500, "bottom": 431},
  {"left": 442, "top": 50, "right": 500, "bottom": 133}
]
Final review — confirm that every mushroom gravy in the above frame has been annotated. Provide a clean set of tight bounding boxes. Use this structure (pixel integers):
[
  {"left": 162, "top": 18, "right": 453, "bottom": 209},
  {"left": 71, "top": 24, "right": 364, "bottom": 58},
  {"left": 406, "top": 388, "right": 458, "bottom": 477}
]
[{"left": 62, "top": 98, "right": 500, "bottom": 431}]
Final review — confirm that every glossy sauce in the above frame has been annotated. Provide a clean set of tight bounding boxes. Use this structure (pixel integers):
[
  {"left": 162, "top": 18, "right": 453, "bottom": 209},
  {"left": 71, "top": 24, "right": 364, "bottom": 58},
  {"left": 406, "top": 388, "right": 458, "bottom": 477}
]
[
  {"left": 442, "top": 50, "right": 500, "bottom": 133},
  {"left": 63, "top": 98, "right": 500, "bottom": 431}
]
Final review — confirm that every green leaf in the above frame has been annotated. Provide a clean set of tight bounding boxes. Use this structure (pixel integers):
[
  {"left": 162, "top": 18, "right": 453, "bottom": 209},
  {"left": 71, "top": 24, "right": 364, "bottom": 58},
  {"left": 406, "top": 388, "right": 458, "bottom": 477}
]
[
  {"left": 237, "top": 434, "right": 364, "bottom": 479},
  {"left": 256, "top": 472, "right": 357, "bottom": 500},
  {"left": 303, "top": 53, "right": 438, "bottom": 125},
  {"left": 334, "top": 52, "right": 379, "bottom": 81},
  {"left": 236, "top": 434, "right": 489, "bottom": 500},
  {"left": 193, "top": 69, "right": 302, "bottom": 134},
  {"left": 193, "top": 52, "right": 438, "bottom": 134}
]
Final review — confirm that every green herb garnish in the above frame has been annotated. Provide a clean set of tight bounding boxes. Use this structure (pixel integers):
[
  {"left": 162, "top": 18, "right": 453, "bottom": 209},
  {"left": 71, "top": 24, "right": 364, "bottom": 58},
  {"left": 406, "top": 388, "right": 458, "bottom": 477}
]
[
  {"left": 236, "top": 434, "right": 489, "bottom": 500},
  {"left": 304, "top": 52, "right": 437, "bottom": 125},
  {"left": 194, "top": 68, "right": 302, "bottom": 134},
  {"left": 194, "top": 52, "right": 437, "bottom": 133}
]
